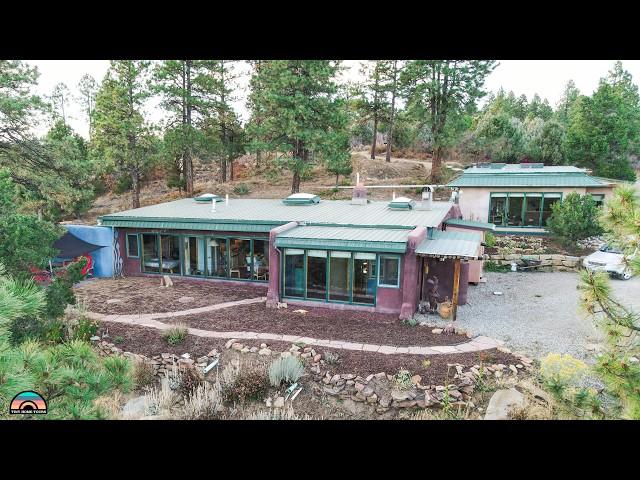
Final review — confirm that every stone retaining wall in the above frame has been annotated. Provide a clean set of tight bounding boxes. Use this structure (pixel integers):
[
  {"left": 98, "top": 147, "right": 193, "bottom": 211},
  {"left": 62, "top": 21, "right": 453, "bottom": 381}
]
[{"left": 484, "top": 253, "right": 583, "bottom": 272}]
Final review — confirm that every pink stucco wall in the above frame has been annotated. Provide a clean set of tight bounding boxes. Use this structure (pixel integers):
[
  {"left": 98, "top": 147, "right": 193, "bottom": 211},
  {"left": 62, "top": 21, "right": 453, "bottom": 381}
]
[
  {"left": 399, "top": 226, "right": 427, "bottom": 319},
  {"left": 266, "top": 222, "right": 298, "bottom": 307}
]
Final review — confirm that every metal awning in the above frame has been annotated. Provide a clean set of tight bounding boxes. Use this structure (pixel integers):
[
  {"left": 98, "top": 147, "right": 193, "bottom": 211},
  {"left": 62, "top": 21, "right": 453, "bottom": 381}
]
[
  {"left": 444, "top": 218, "right": 496, "bottom": 231},
  {"left": 275, "top": 225, "right": 410, "bottom": 253},
  {"left": 415, "top": 230, "right": 482, "bottom": 259}
]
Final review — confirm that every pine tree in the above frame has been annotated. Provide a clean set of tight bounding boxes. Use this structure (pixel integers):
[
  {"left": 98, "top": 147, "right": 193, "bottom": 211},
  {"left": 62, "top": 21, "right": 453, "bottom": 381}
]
[
  {"left": 246, "top": 60, "right": 350, "bottom": 193},
  {"left": 76, "top": 74, "right": 98, "bottom": 139}
]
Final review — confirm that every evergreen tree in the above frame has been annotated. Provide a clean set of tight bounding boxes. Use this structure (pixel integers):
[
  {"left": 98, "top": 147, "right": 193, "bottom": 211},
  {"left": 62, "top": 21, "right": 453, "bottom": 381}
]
[
  {"left": 401, "top": 60, "right": 496, "bottom": 181},
  {"left": 246, "top": 60, "right": 350, "bottom": 193},
  {"left": 76, "top": 74, "right": 98, "bottom": 139},
  {"left": 555, "top": 79, "right": 580, "bottom": 125},
  {"left": 91, "top": 60, "right": 155, "bottom": 209}
]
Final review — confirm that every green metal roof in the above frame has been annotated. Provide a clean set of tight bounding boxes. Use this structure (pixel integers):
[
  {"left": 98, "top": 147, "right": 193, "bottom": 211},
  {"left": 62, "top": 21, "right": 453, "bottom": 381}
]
[
  {"left": 274, "top": 226, "right": 410, "bottom": 253},
  {"left": 448, "top": 165, "right": 608, "bottom": 188},
  {"left": 99, "top": 198, "right": 453, "bottom": 232},
  {"left": 444, "top": 218, "right": 496, "bottom": 231},
  {"left": 416, "top": 230, "right": 482, "bottom": 259}
]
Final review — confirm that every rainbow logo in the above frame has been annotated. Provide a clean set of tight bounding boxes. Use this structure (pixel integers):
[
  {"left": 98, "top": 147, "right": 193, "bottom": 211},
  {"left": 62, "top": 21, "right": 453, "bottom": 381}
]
[{"left": 10, "top": 391, "right": 48, "bottom": 415}]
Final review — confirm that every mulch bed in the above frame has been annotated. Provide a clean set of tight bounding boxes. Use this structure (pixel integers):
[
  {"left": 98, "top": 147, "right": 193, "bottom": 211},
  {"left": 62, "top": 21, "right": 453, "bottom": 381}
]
[
  {"left": 76, "top": 277, "right": 267, "bottom": 314},
  {"left": 97, "top": 322, "right": 519, "bottom": 386},
  {"left": 161, "top": 303, "right": 469, "bottom": 348}
]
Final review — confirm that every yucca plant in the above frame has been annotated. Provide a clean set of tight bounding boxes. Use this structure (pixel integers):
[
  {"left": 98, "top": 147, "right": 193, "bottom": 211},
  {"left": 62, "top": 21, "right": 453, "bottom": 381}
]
[{"left": 268, "top": 356, "right": 304, "bottom": 387}]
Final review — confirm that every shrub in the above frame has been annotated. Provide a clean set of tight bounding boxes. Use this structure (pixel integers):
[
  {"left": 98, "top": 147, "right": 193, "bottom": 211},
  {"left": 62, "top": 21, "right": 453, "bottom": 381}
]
[
  {"left": 547, "top": 192, "right": 603, "bottom": 245},
  {"left": 403, "top": 317, "right": 419, "bottom": 327},
  {"left": 484, "top": 261, "right": 511, "bottom": 273},
  {"left": 71, "top": 317, "right": 98, "bottom": 341},
  {"left": 179, "top": 382, "right": 223, "bottom": 420},
  {"left": 133, "top": 359, "right": 157, "bottom": 390},
  {"left": 393, "top": 368, "right": 413, "bottom": 390},
  {"left": 540, "top": 353, "right": 588, "bottom": 396},
  {"left": 222, "top": 370, "right": 269, "bottom": 404},
  {"left": 162, "top": 324, "right": 188, "bottom": 346},
  {"left": 178, "top": 366, "right": 203, "bottom": 397},
  {"left": 113, "top": 336, "right": 124, "bottom": 345},
  {"left": 484, "top": 232, "right": 496, "bottom": 248},
  {"left": 268, "top": 356, "right": 304, "bottom": 387},
  {"left": 103, "top": 356, "right": 134, "bottom": 391},
  {"left": 233, "top": 183, "right": 250, "bottom": 195},
  {"left": 323, "top": 351, "right": 339, "bottom": 366}
]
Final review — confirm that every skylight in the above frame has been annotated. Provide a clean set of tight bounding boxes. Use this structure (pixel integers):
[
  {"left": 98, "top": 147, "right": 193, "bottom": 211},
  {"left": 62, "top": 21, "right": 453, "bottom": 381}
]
[
  {"left": 194, "top": 193, "right": 223, "bottom": 203},
  {"left": 282, "top": 193, "right": 321, "bottom": 205},
  {"left": 388, "top": 196, "right": 414, "bottom": 210}
]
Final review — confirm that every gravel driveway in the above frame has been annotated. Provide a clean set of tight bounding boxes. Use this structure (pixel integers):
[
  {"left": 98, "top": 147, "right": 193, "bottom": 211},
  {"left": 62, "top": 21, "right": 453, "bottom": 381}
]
[{"left": 415, "top": 271, "right": 640, "bottom": 362}]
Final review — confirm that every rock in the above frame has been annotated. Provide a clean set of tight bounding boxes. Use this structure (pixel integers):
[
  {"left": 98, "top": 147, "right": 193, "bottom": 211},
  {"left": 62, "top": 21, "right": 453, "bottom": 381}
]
[
  {"left": 122, "top": 395, "right": 149, "bottom": 419},
  {"left": 515, "top": 380, "right": 552, "bottom": 405},
  {"left": 273, "top": 397, "right": 285, "bottom": 408},
  {"left": 497, "top": 346, "right": 512, "bottom": 354},
  {"left": 207, "top": 349, "right": 218, "bottom": 358},
  {"left": 443, "top": 324, "right": 455, "bottom": 334},
  {"left": 196, "top": 356, "right": 208, "bottom": 363},
  {"left": 355, "top": 382, "right": 365, "bottom": 392},
  {"left": 630, "top": 356, "right": 639, "bottom": 364},
  {"left": 516, "top": 364, "right": 523, "bottom": 369},
  {"left": 494, "top": 370, "right": 503, "bottom": 378},
  {"left": 341, "top": 374, "right": 355, "bottom": 380},
  {"left": 249, "top": 347, "right": 258, "bottom": 353},
  {"left": 292, "top": 309, "right": 308, "bottom": 314},
  {"left": 106, "top": 298, "right": 122, "bottom": 304},
  {"left": 391, "top": 390, "right": 413, "bottom": 402},
  {"left": 260, "top": 343, "right": 267, "bottom": 349},
  {"left": 301, "top": 352, "right": 312, "bottom": 358},
  {"left": 411, "top": 375, "right": 422, "bottom": 386},
  {"left": 485, "top": 388, "right": 526, "bottom": 420},
  {"left": 280, "top": 351, "right": 292, "bottom": 358},
  {"left": 276, "top": 302, "right": 287, "bottom": 309},
  {"left": 181, "top": 353, "right": 191, "bottom": 359},
  {"left": 313, "top": 354, "right": 322, "bottom": 362},
  {"left": 362, "top": 386, "right": 375, "bottom": 397},
  {"left": 258, "top": 348, "right": 271, "bottom": 356},
  {"left": 241, "top": 347, "right": 250, "bottom": 353},
  {"left": 231, "top": 343, "right": 243, "bottom": 351},
  {"left": 379, "top": 394, "right": 393, "bottom": 408},
  {"left": 432, "top": 328, "right": 443, "bottom": 334},
  {"left": 225, "top": 339, "right": 237, "bottom": 349},
  {"left": 177, "top": 296, "right": 194, "bottom": 303},
  {"left": 448, "top": 390, "right": 463, "bottom": 400},
  {"left": 265, "top": 397, "right": 272, "bottom": 407},
  {"left": 509, "top": 365, "right": 518, "bottom": 375},
  {"left": 90, "top": 336, "right": 100, "bottom": 342},
  {"left": 331, "top": 374, "right": 341, "bottom": 384},
  {"left": 161, "top": 275, "right": 173, "bottom": 287},
  {"left": 366, "top": 394, "right": 378, "bottom": 404}
]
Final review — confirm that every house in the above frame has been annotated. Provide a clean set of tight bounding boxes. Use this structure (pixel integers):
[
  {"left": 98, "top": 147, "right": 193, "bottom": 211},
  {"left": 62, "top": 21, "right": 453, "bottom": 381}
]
[
  {"left": 447, "top": 163, "right": 616, "bottom": 234},
  {"left": 98, "top": 186, "right": 492, "bottom": 319}
]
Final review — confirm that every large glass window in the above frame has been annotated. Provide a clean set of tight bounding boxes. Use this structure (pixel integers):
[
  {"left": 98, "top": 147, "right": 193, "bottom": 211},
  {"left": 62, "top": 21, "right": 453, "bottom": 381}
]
[
  {"left": 284, "top": 249, "right": 305, "bottom": 298},
  {"left": 353, "top": 253, "right": 376, "bottom": 304},
  {"left": 329, "top": 251, "right": 351, "bottom": 302},
  {"left": 378, "top": 255, "right": 400, "bottom": 287},
  {"left": 541, "top": 194, "right": 561, "bottom": 226},
  {"left": 524, "top": 194, "right": 542, "bottom": 226},
  {"left": 126, "top": 234, "right": 139, "bottom": 258},
  {"left": 207, "top": 237, "right": 228, "bottom": 277},
  {"left": 160, "top": 235, "right": 181, "bottom": 274},
  {"left": 229, "top": 238, "right": 251, "bottom": 279},
  {"left": 306, "top": 250, "right": 327, "bottom": 300},
  {"left": 253, "top": 239, "right": 269, "bottom": 281},
  {"left": 591, "top": 193, "right": 605, "bottom": 208},
  {"left": 506, "top": 194, "right": 524, "bottom": 227},
  {"left": 184, "top": 236, "right": 206, "bottom": 276},
  {"left": 142, "top": 234, "right": 160, "bottom": 273},
  {"left": 489, "top": 194, "right": 507, "bottom": 225}
]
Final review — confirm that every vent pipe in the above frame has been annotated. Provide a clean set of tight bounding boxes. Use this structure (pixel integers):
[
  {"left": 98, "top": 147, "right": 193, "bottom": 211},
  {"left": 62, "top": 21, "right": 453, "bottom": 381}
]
[
  {"left": 211, "top": 197, "right": 217, "bottom": 212},
  {"left": 351, "top": 171, "right": 367, "bottom": 205},
  {"left": 225, "top": 194, "right": 229, "bottom": 206},
  {"left": 415, "top": 186, "right": 433, "bottom": 211}
]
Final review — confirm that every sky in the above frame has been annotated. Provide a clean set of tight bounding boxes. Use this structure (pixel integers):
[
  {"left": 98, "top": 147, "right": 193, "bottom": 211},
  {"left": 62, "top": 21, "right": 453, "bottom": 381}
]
[{"left": 26, "top": 60, "right": 640, "bottom": 139}]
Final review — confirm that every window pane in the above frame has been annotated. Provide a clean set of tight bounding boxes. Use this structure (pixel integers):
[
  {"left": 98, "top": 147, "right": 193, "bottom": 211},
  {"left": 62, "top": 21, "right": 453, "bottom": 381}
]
[
  {"left": 542, "top": 197, "right": 561, "bottom": 226},
  {"left": 142, "top": 234, "right": 160, "bottom": 273},
  {"left": 127, "top": 234, "right": 139, "bottom": 257},
  {"left": 506, "top": 195, "right": 524, "bottom": 226},
  {"left": 524, "top": 195, "right": 542, "bottom": 226},
  {"left": 184, "top": 236, "right": 206, "bottom": 276},
  {"left": 230, "top": 238, "right": 251, "bottom": 279},
  {"left": 489, "top": 196, "right": 506, "bottom": 225},
  {"left": 208, "top": 237, "right": 228, "bottom": 277},
  {"left": 379, "top": 256, "right": 400, "bottom": 287},
  {"left": 284, "top": 250, "right": 304, "bottom": 297},
  {"left": 329, "top": 252, "right": 351, "bottom": 301},
  {"left": 353, "top": 256, "right": 376, "bottom": 304},
  {"left": 160, "top": 235, "right": 180, "bottom": 274},
  {"left": 306, "top": 251, "right": 327, "bottom": 300},
  {"left": 253, "top": 239, "right": 269, "bottom": 281}
]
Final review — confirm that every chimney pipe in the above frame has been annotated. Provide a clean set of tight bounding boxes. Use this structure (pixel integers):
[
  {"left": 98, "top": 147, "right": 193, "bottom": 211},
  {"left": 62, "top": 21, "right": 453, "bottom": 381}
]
[
  {"left": 225, "top": 194, "right": 229, "bottom": 206},
  {"left": 351, "top": 172, "right": 367, "bottom": 205},
  {"left": 211, "top": 198, "right": 217, "bottom": 212}
]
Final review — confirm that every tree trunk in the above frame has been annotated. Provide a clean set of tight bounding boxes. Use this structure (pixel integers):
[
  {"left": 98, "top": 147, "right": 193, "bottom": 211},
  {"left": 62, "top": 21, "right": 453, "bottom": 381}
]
[
  {"left": 371, "top": 113, "right": 378, "bottom": 160},
  {"left": 335, "top": 173, "right": 339, "bottom": 186},
  {"left": 386, "top": 61, "right": 398, "bottom": 163},
  {"left": 256, "top": 150, "right": 262, "bottom": 169},
  {"left": 131, "top": 171, "right": 140, "bottom": 209},
  {"left": 229, "top": 157, "right": 234, "bottom": 181},
  {"left": 184, "top": 60, "right": 194, "bottom": 196},
  {"left": 431, "top": 146, "right": 443, "bottom": 182},
  {"left": 292, "top": 171, "right": 301, "bottom": 193}
]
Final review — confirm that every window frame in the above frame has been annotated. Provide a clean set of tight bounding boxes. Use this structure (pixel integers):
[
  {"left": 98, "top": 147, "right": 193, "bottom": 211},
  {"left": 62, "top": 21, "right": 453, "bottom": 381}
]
[
  {"left": 377, "top": 254, "right": 402, "bottom": 288},
  {"left": 126, "top": 233, "right": 140, "bottom": 258},
  {"left": 488, "top": 192, "right": 564, "bottom": 228}
]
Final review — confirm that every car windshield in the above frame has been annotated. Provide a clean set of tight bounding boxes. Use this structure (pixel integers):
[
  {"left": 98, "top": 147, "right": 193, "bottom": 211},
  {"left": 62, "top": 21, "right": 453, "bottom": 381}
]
[{"left": 599, "top": 245, "right": 623, "bottom": 254}]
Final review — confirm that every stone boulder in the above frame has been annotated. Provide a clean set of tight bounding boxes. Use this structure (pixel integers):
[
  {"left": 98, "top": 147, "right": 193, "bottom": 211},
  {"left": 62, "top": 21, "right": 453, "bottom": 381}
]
[{"left": 484, "top": 388, "right": 526, "bottom": 420}]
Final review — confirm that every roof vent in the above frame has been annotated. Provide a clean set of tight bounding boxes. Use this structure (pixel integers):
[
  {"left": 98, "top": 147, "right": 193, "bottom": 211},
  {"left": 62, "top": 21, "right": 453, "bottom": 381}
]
[
  {"left": 520, "top": 162, "right": 544, "bottom": 169},
  {"left": 388, "top": 196, "right": 414, "bottom": 210},
  {"left": 194, "top": 193, "right": 223, "bottom": 203},
  {"left": 489, "top": 163, "right": 506, "bottom": 169},
  {"left": 282, "top": 193, "right": 320, "bottom": 206}
]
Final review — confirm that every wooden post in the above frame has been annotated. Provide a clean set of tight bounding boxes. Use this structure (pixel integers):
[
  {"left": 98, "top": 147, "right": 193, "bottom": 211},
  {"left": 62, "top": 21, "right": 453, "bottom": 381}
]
[{"left": 452, "top": 257, "right": 461, "bottom": 321}]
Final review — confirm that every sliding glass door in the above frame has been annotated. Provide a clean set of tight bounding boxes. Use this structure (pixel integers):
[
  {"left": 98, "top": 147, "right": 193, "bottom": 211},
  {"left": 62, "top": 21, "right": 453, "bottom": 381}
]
[
  {"left": 353, "top": 253, "right": 376, "bottom": 305},
  {"left": 284, "top": 249, "right": 305, "bottom": 298},
  {"left": 207, "top": 237, "right": 228, "bottom": 277},
  {"left": 142, "top": 234, "right": 160, "bottom": 273},
  {"left": 306, "top": 250, "right": 327, "bottom": 300},
  {"left": 184, "top": 236, "right": 206, "bottom": 276},
  {"left": 489, "top": 192, "right": 563, "bottom": 228},
  {"left": 160, "top": 235, "right": 181, "bottom": 274}
]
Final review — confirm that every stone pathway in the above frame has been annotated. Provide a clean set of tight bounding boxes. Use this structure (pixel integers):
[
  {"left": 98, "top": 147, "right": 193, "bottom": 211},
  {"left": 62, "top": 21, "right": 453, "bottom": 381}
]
[{"left": 87, "top": 297, "right": 504, "bottom": 356}]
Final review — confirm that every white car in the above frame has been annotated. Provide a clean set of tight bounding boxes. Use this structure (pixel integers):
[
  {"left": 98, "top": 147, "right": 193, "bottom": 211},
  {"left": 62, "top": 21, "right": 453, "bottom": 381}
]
[{"left": 583, "top": 245, "right": 636, "bottom": 280}]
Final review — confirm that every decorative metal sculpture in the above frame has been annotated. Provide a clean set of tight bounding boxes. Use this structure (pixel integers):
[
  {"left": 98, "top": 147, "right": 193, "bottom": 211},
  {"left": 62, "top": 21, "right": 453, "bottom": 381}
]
[{"left": 426, "top": 275, "right": 440, "bottom": 314}]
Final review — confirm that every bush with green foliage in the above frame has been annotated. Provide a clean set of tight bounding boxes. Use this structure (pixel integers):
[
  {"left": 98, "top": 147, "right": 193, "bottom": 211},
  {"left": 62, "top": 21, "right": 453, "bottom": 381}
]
[
  {"left": 546, "top": 192, "right": 603, "bottom": 245},
  {"left": 162, "top": 324, "right": 188, "bottom": 346},
  {"left": 268, "top": 356, "right": 304, "bottom": 387},
  {"left": 222, "top": 369, "right": 270, "bottom": 404},
  {"left": 484, "top": 232, "right": 496, "bottom": 248},
  {"left": 323, "top": 351, "right": 339, "bottom": 365},
  {"left": 232, "top": 183, "right": 250, "bottom": 195},
  {"left": 484, "top": 261, "right": 511, "bottom": 273}
]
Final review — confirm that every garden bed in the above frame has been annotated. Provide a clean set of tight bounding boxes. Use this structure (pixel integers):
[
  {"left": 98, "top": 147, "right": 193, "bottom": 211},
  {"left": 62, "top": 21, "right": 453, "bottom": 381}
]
[
  {"left": 76, "top": 277, "right": 267, "bottom": 314},
  {"left": 159, "top": 303, "right": 469, "bottom": 348},
  {"left": 486, "top": 234, "right": 591, "bottom": 257}
]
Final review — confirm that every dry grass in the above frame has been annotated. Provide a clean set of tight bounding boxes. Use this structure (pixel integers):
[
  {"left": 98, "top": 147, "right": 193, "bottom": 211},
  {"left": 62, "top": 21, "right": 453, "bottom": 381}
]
[
  {"left": 132, "top": 358, "right": 157, "bottom": 391},
  {"left": 94, "top": 391, "right": 125, "bottom": 419}
]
